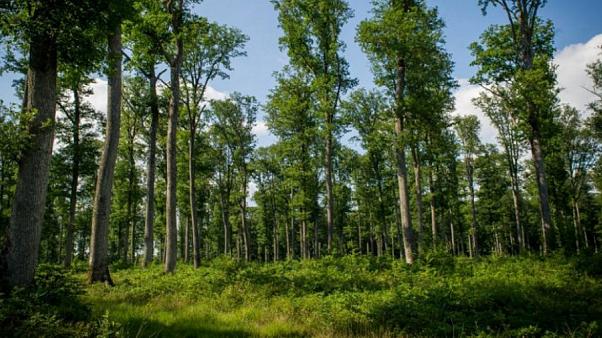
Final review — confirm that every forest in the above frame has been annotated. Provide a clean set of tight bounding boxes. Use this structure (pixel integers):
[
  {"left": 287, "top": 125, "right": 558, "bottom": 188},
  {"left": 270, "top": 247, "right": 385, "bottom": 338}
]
[{"left": 1, "top": 0, "right": 602, "bottom": 337}]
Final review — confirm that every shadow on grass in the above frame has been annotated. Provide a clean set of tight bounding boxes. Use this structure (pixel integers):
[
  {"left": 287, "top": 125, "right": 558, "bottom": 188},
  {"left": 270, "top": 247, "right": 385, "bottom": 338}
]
[
  {"left": 368, "top": 278, "right": 602, "bottom": 336},
  {"left": 122, "top": 316, "right": 253, "bottom": 338}
]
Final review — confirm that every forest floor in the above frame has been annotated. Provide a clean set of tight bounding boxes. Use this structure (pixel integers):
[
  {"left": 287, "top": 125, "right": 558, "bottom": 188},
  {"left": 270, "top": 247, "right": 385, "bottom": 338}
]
[{"left": 80, "top": 254, "right": 602, "bottom": 337}]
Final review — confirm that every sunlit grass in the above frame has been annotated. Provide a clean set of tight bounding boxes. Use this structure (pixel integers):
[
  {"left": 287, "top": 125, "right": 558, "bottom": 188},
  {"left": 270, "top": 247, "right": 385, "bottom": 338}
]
[{"left": 81, "top": 254, "right": 602, "bottom": 337}]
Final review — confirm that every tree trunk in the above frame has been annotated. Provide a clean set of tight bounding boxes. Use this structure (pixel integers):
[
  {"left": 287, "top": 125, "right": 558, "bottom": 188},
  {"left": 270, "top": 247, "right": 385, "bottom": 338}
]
[
  {"left": 510, "top": 175, "right": 524, "bottom": 252},
  {"left": 529, "top": 134, "right": 552, "bottom": 255},
  {"left": 3, "top": 29, "right": 58, "bottom": 288},
  {"left": 429, "top": 167, "right": 437, "bottom": 248},
  {"left": 572, "top": 199, "right": 580, "bottom": 253},
  {"left": 220, "top": 191, "right": 231, "bottom": 255},
  {"left": 164, "top": 5, "right": 184, "bottom": 272},
  {"left": 325, "top": 128, "right": 334, "bottom": 253},
  {"left": 240, "top": 171, "right": 250, "bottom": 261},
  {"left": 466, "top": 160, "right": 478, "bottom": 256},
  {"left": 188, "top": 126, "right": 201, "bottom": 267},
  {"left": 577, "top": 202, "right": 588, "bottom": 249},
  {"left": 394, "top": 55, "right": 415, "bottom": 264},
  {"left": 88, "top": 25, "right": 122, "bottom": 285},
  {"left": 143, "top": 73, "right": 159, "bottom": 267},
  {"left": 411, "top": 145, "right": 424, "bottom": 251},
  {"left": 124, "top": 143, "right": 135, "bottom": 263},
  {"left": 64, "top": 87, "right": 81, "bottom": 267}
]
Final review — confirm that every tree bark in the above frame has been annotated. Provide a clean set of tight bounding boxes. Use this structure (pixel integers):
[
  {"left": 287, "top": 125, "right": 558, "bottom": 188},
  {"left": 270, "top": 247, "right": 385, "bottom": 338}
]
[
  {"left": 529, "top": 134, "right": 552, "bottom": 255},
  {"left": 3, "top": 29, "right": 58, "bottom": 288},
  {"left": 88, "top": 25, "right": 122, "bottom": 285},
  {"left": 64, "top": 87, "right": 81, "bottom": 267},
  {"left": 428, "top": 166, "right": 437, "bottom": 248},
  {"left": 143, "top": 73, "right": 159, "bottom": 267},
  {"left": 188, "top": 133, "right": 201, "bottom": 268},
  {"left": 394, "top": 55, "right": 415, "bottom": 264},
  {"left": 466, "top": 159, "right": 478, "bottom": 256},
  {"left": 325, "top": 128, "right": 334, "bottom": 253},
  {"left": 219, "top": 190, "right": 231, "bottom": 255},
  {"left": 411, "top": 144, "right": 424, "bottom": 250},
  {"left": 164, "top": 0, "right": 184, "bottom": 273}
]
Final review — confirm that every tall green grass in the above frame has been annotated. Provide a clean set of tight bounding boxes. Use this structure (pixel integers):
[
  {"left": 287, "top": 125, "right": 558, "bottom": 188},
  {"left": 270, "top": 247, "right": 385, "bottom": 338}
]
[{"left": 82, "top": 254, "right": 602, "bottom": 337}]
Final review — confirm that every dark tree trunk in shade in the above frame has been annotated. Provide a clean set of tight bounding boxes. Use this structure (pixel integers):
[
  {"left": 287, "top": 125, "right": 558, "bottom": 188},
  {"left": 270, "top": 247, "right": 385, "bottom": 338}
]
[
  {"left": 64, "top": 87, "right": 81, "bottom": 267},
  {"left": 3, "top": 28, "right": 58, "bottom": 288},
  {"left": 143, "top": 72, "right": 159, "bottom": 267}
]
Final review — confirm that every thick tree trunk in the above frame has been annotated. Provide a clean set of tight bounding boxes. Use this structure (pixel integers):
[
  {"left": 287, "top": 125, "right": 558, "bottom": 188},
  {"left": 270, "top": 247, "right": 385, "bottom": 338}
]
[
  {"left": 394, "top": 55, "right": 415, "bottom": 264},
  {"left": 3, "top": 31, "right": 57, "bottom": 288},
  {"left": 88, "top": 25, "right": 122, "bottom": 285},
  {"left": 395, "top": 119, "right": 415, "bottom": 264},
  {"left": 143, "top": 73, "right": 159, "bottom": 267},
  {"left": 64, "top": 88, "right": 81, "bottom": 267},
  {"left": 529, "top": 134, "right": 552, "bottom": 255}
]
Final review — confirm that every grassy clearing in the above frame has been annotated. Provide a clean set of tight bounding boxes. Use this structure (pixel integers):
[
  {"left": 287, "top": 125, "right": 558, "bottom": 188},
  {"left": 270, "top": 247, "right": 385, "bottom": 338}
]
[{"left": 82, "top": 254, "right": 602, "bottom": 337}]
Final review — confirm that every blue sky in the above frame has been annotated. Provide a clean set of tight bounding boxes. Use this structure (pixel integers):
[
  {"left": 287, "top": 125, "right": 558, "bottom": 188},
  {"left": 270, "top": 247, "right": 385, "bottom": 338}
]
[
  {"left": 1, "top": 1, "right": 601, "bottom": 146},
  {"left": 193, "top": 0, "right": 602, "bottom": 102}
]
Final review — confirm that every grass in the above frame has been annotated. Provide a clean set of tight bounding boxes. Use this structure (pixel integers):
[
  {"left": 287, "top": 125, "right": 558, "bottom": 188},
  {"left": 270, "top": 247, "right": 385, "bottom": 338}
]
[{"left": 81, "top": 254, "right": 602, "bottom": 337}]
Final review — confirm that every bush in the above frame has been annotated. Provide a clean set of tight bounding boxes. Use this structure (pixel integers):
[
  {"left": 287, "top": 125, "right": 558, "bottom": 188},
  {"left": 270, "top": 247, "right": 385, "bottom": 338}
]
[{"left": 0, "top": 264, "right": 120, "bottom": 338}]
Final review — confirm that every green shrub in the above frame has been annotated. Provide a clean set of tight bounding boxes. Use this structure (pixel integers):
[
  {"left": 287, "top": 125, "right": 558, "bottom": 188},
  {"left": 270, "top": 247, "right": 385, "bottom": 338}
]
[{"left": 0, "top": 264, "right": 120, "bottom": 338}]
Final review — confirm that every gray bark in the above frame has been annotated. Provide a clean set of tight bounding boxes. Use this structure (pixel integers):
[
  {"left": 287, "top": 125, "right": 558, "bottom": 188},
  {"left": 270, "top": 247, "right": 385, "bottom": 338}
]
[
  {"left": 394, "top": 55, "right": 415, "bottom": 264},
  {"left": 164, "top": 0, "right": 184, "bottom": 273},
  {"left": 88, "top": 25, "right": 122, "bottom": 285}
]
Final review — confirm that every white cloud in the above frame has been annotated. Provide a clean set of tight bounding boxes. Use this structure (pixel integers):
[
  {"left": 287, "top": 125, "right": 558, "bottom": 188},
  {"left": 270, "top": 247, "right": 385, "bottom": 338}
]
[
  {"left": 556, "top": 34, "right": 602, "bottom": 112},
  {"left": 204, "top": 86, "right": 228, "bottom": 101},
  {"left": 252, "top": 120, "right": 269, "bottom": 136},
  {"left": 252, "top": 119, "right": 278, "bottom": 147},
  {"left": 453, "top": 33, "right": 602, "bottom": 145},
  {"left": 452, "top": 79, "right": 499, "bottom": 144},
  {"left": 86, "top": 79, "right": 108, "bottom": 114},
  {"left": 84, "top": 79, "right": 228, "bottom": 114}
]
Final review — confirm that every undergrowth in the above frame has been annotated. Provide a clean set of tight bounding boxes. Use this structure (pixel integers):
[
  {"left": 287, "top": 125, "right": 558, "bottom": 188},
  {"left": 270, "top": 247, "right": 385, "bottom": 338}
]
[{"left": 80, "top": 253, "right": 602, "bottom": 337}]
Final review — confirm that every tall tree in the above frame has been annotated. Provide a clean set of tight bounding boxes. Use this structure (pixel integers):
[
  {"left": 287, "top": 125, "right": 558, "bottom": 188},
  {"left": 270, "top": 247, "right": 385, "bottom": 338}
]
[
  {"left": 342, "top": 89, "right": 392, "bottom": 256},
  {"left": 56, "top": 69, "right": 101, "bottom": 266},
  {"left": 273, "top": 0, "right": 355, "bottom": 253},
  {"left": 475, "top": 92, "right": 526, "bottom": 251},
  {"left": 122, "top": 3, "right": 167, "bottom": 267},
  {"left": 454, "top": 115, "right": 482, "bottom": 257},
  {"left": 266, "top": 69, "right": 319, "bottom": 259},
  {"left": 1, "top": 0, "right": 104, "bottom": 288},
  {"left": 558, "top": 106, "right": 600, "bottom": 252},
  {"left": 475, "top": 0, "right": 557, "bottom": 254},
  {"left": 181, "top": 17, "right": 247, "bottom": 267},
  {"left": 357, "top": 0, "right": 453, "bottom": 263},
  {"left": 89, "top": 20, "right": 123, "bottom": 285},
  {"left": 209, "top": 94, "right": 257, "bottom": 261}
]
